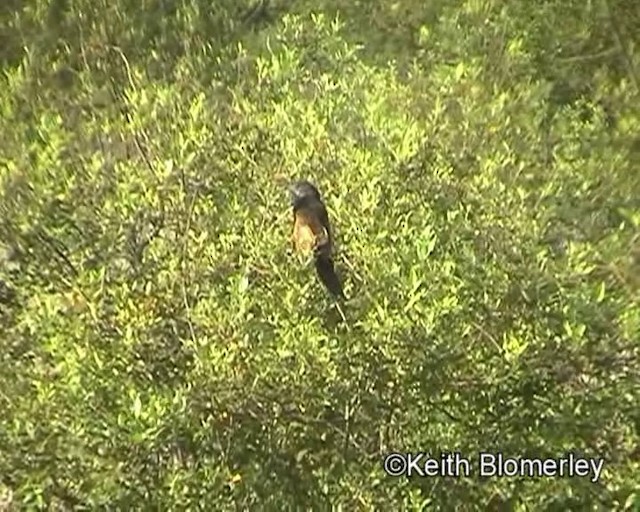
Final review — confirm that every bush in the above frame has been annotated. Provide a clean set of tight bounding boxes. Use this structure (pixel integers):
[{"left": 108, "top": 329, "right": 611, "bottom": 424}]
[{"left": 1, "top": 0, "right": 638, "bottom": 509}]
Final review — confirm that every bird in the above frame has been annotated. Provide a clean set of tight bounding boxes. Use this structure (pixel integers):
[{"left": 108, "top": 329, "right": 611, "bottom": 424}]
[{"left": 288, "top": 180, "right": 345, "bottom": 299}]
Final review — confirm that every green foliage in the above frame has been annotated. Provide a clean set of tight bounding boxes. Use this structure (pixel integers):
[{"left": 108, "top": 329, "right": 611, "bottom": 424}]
[{"left": 1, "top": 0, "right": 639, "bottom": 509}]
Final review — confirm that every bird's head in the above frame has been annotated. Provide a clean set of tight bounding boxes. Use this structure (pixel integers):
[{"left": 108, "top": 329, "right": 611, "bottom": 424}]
[{"left": 288, "top": 180, "right": 322, "bottom": 208}]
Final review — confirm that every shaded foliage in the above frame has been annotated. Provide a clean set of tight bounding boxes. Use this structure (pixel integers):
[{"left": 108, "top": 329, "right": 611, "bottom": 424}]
[{"left": 1, "top": 0, "right": 639, "bottom": 509}]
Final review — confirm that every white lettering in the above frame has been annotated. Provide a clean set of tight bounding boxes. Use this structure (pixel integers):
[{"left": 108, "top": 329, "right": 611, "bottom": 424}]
[
  {"left": 479, "top": 453, "right": 497, "bottom": 476},
  {"left": 475, "top": 452, "right": 605, "bottom": 481}
]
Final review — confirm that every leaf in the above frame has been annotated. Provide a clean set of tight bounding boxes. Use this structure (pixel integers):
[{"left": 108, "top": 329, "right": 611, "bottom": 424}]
[{"left": 132, "top": 395, "right": 142, "bottom": 419}]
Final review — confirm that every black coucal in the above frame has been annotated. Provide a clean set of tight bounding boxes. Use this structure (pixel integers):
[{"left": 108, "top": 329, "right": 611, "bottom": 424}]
[{"left": 288, "top": 180, "right": 345, "bottom": 299}]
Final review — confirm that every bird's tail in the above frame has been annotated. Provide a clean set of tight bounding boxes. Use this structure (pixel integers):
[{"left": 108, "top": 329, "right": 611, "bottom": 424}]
[{"left": 314, "top": 255, "right": 345, "bottom": 299}]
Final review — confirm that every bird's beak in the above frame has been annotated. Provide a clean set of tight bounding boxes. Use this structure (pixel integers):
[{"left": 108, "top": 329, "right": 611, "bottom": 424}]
[{"left": 286, "top": 182, "right": 299, "bottom": 197}]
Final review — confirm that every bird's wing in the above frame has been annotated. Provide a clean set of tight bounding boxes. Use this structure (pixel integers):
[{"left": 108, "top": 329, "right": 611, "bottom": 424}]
[{"left": 293, "top": 207, "right": 330, "bottom": 255}]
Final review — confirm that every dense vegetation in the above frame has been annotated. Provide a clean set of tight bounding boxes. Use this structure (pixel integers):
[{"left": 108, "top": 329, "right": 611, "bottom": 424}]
[{"left": 1, "top": 0, "right": 639, "bottom": 509}]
